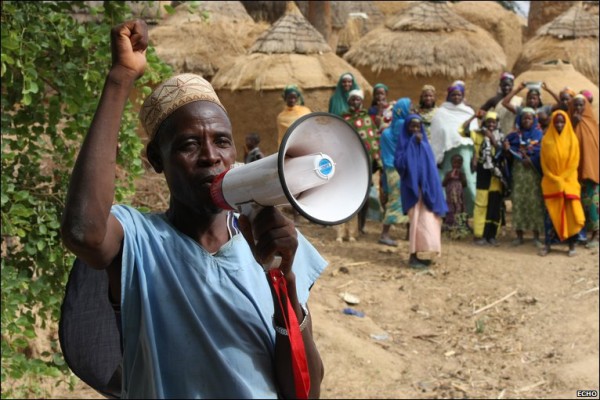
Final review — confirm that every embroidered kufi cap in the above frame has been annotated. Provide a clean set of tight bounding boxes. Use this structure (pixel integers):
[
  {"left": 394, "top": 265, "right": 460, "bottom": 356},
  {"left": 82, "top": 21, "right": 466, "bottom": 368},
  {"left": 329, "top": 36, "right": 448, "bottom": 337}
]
[{"left": 140, "top": 73, "right": 226, "bottom": 140}]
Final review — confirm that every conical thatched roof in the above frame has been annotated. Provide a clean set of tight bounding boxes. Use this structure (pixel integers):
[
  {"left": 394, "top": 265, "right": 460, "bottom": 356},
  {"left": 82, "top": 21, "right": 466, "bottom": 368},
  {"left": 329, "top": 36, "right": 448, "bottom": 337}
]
[
  {"left": 212, "top": 2, "right": 371, "bottom": 92},
  {"left": 513, "top": 3, "right": 599, "bottom": 84},
  {"left": 148, "top": 1, "right": 268, "bottom": 80},
  {"left": 449, "top": 1, "right": 523, "bottom": 70},
  {"left": 536, "top": 2, "right": 598, "bottom": 38},
  {"left": 249, "top": 2, "right": 332, "bottom": 54},
  {"left": 343, "top": 1, "right": 506, "bottom": 76}
]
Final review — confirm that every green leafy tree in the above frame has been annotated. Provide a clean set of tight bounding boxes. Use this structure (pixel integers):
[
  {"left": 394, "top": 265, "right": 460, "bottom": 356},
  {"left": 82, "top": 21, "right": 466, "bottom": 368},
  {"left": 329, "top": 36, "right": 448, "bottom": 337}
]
[{"left": 1, "top": 1, "right": 172, "bottom": 396}]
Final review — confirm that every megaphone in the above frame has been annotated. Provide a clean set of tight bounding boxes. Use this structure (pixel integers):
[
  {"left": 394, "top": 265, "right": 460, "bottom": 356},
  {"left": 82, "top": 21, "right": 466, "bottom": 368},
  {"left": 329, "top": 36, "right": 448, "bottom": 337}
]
[{"left": 210, "top": 112, "right": 371, "bottom": 225}]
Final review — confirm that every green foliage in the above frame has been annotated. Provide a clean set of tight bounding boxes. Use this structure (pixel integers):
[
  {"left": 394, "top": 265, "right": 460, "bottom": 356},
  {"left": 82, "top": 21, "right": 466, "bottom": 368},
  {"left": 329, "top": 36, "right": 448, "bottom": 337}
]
[{"left": 1, "top": 1, "right": 171, "bottom": 396}]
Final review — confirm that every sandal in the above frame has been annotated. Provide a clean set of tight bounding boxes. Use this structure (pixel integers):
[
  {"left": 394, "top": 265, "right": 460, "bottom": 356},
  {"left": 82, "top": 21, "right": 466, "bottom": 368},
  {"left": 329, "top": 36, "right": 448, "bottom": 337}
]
[
  {"left": 567, "top": 249, "right": 577, "bottom": 257},
  {"left": 585, "top": 241, "right": 599, "bottom": 249},
  {"left": 409, "top": 260, "right": 428, "bottom": 269},
  {"left": 474, "top": 238, "right": 488, "bottom": 246},
  {"left": 538, "top": 247, "right": 549, "bottom": 257}
]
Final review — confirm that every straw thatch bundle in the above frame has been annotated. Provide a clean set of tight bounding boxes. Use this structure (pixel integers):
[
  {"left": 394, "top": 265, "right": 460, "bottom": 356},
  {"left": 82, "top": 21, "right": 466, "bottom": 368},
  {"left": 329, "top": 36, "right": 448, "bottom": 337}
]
[
  {"left": 211, "top": 2, "right": 373, "bottom": 158},
  {"left": 72, "top": 1, "right": 171, "bottom": 24},
  {"left": 514, "top": 60, "right": 599, "bottom": 120},
  {"left": 450, "top": 1, "right": 523, "bottom": 70},
  {"left": 343, "top": 1, "right": 506, "bottom": 107},
  {"left": 513, "top": 3, "right": 599, "bottom": 85},
  {"left": 148, "top": 1, "right": 268, "bottom": 80}
]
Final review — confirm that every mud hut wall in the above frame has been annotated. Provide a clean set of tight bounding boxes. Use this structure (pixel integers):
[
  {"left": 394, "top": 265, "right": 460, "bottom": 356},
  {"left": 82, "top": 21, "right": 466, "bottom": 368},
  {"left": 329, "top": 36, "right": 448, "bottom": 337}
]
[
  {"left": 357, "top": 68, "right": 500, "bottom": 112},
  {"left": 216, "top": 89, "right": 334, "bottom": 160}
]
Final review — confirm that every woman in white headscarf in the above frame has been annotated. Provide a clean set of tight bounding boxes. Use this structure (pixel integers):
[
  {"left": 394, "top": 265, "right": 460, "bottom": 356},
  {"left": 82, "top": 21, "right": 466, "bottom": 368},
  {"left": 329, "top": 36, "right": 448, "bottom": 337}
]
[{"left": 430, "top": 84, "right": 478, "bottom": 218}]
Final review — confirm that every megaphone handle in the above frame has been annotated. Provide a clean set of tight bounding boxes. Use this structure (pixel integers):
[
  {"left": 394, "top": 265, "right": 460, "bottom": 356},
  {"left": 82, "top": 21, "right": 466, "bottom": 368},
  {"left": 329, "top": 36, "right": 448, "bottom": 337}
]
[{"left": 238, "top": 203, "right": 283, "bottom": 271}]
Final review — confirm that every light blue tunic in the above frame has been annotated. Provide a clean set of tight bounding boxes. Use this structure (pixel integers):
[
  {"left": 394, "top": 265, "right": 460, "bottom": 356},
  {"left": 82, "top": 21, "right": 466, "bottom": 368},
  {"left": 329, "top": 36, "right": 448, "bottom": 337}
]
[{"left": 111, "top": 205, "right": 327, "bottom": 399}]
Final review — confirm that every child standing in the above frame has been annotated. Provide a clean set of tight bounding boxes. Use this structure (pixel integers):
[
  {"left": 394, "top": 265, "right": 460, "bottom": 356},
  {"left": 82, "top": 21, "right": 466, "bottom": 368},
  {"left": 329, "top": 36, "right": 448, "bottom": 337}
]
[
  {"left": 442, "top": 154, "right": 467, "bottom": 231},
  {"left": 243, "top": 132, "right": 264, "bottom": 164}
]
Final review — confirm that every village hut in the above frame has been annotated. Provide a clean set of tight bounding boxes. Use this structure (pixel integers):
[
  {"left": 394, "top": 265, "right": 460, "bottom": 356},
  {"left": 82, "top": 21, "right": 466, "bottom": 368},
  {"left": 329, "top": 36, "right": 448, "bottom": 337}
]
[
  {"left": 513, "top": 2, "right": 599, "bottom": 85},
  {"left": 211, "top": 2, "right": 372, "bottom": 158},
  {"left": 148, "top": 1, "right": 269, "bottom": 81},
  {"left": 334, "top": 1, "right": 385, "bottom": 56},
  {"left": 527, "top": 1, "right": 578, "bottom": 39},
  {"left": 342, "top": 1, "right": 507, "bottom": 108},
  {"left": 515, "top": 59, "right": 599, "bottom": 121},
  {"left": 450, "top": 1, "right": 523, "bottom": 71}
]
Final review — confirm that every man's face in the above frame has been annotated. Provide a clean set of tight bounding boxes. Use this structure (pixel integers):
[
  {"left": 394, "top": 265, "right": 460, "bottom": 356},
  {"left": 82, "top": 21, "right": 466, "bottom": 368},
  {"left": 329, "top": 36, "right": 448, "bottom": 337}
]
[
  {"left": 500, "top": 79, "right": 513, "bottom": 96},
  {"left": 155, "top": 101, "right": 235, "bottom": 214}
]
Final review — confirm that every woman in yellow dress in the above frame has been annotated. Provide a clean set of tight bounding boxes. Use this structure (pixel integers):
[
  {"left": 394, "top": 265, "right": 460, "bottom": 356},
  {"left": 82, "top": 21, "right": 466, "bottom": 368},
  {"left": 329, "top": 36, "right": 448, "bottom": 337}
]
[
  {"left": 539, "top": 110, "right": 585, "bottom": 257},
  {"left": 276, "top": 84, "right": 311, "bottom": 146}
]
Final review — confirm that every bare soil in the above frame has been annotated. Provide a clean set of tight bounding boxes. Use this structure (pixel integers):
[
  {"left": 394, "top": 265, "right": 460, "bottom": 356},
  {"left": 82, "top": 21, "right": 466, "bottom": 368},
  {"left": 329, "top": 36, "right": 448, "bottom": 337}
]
[{"left": 17, "top": 206, "right": 599, "bottom": 400}]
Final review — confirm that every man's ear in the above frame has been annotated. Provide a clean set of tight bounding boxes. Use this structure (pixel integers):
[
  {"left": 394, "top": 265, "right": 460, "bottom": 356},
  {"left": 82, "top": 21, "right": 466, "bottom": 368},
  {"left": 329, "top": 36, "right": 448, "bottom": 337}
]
[{"left": 146, "top": 141, "right": 163, "bottom": 173}]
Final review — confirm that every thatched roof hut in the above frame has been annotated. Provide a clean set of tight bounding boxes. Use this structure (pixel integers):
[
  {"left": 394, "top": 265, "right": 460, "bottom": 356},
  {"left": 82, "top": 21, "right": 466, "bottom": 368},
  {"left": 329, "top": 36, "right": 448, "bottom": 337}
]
[
  {"left": 342, "top": 1, "right": 507, "bottom": 108},
  {"left": 449, "top": 1, "right": 523, "bottom": 71},
  {"left": 514, "top": 60, "right": 599, "bottom": 120},
  {"left": 335, "top": 1, "right": 385, "bottom": 56},
  {"left": 513, "top": 3, "right": 599, "bottom": 85},
  {"left": 211, "top": 2, "right": 373, "bottom": 158},
  {"left": 526, "top": 1, "right": 600, "bottom": 36},
  {"left": 148, "top": 1, "right": 269, "bottom": 80}
]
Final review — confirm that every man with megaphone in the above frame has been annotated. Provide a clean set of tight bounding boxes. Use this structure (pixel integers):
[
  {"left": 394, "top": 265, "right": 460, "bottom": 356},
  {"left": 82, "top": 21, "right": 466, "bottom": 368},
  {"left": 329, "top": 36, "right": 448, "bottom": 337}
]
[{"left": 60, "top": 19, "right": 327, "bottom": 399}]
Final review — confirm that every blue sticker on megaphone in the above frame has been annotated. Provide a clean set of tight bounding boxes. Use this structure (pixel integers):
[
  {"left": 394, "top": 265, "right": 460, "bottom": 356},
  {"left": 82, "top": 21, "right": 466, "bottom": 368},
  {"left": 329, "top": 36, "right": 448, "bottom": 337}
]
[{"left": 318, "top": 158, "right": 333, "bottom": 176}]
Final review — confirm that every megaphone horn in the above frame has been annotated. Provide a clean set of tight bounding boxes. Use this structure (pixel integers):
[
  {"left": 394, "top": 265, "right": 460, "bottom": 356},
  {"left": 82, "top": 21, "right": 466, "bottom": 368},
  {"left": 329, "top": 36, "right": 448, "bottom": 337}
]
[{"left": 210, "top": 112, "right": 371, "bottom": 226}]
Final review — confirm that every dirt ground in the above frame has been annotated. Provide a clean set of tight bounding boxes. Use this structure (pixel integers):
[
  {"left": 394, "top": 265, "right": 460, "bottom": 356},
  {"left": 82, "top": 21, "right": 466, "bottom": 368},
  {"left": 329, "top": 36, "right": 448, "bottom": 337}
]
[{"left": 25, "top": 199, "right": 599, "bottom": 399}]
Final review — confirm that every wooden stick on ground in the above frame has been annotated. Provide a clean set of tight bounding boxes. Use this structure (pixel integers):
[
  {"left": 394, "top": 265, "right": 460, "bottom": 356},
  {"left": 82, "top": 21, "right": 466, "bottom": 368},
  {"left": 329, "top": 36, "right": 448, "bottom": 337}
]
[{"left": 472, "top": 290, "right": 518, "bottom": 315}]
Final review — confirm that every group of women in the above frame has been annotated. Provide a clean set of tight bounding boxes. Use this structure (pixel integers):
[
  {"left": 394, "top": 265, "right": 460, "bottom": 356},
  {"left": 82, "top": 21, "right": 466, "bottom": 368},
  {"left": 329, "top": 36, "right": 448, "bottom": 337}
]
[{"left": 278, "top": 71, "right": 599, "bottom": 268}]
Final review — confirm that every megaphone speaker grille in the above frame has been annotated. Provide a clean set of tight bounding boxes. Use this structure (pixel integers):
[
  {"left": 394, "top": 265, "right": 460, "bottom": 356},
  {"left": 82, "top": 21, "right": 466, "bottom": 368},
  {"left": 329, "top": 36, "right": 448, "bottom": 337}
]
[{"left": 278, "top": 112, "right": 371, "bottom": 225}]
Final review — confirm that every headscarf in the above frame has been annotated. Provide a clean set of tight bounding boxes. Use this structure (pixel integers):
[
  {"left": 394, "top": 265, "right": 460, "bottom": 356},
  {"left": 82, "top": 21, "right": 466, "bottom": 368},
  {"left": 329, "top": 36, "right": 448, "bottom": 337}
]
[
  {"left": 394, "top": 114, "right": 448, "bottom": 217},
  {"left": 540, "top": 110, "right": 585, "bottom": 241},
  {"left": 328, "top": 72, "right": 359, "bottom": 117},
  {"left": 580, "top": 89, "right": 593, "bottom": 103},
  {"left": 446, "top": 84, "right": 465, "bottom": 102},
  {"left": 484, "top": 111, "right": 498, "bottom": 121},
  {"left": 140, "top": 73, "right": 225, "bottom": 140},
  {"left": 282, "top": 84, "right": 305, "bottom": 105},
  {"left": 561, "top": 87, "right": 577, "bottom": 98},
  {"left": 568, "top": 96, "right": 599, "bottom": 183},
  {"left": 500, "top": 72, "right": 515, "bottom": 82},
  {"left": 373, "top": 83, "right": 388, "bottom": 93},
  {"left": 421, "top": 84, "right": 436, "bottom": 94},
  {"left": 371, "top": 83, "right": 389, "bottom": 107},
  {"left": 505, "top": 107, "right": 543, "bottom": 171},
  {"left": 348, "top": 89, "right": 364, "bottom": 100},
  {"left": 380, "top": 98, "right": 411, "bottom": 169}
]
